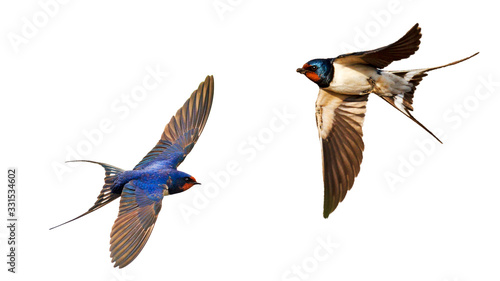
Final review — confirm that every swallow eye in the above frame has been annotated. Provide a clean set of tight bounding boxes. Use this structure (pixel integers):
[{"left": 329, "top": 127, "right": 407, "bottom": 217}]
[
  {"left": 310, "top": 66, "right": 318, "bottom": 71},
  {"left": 184, "top": 177, "right": 191, "bottom": 182}
]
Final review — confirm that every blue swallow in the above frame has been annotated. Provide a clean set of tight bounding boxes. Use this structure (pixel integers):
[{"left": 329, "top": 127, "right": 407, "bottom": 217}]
[
  {"left": 51, "top": 76, "right": 214, "bottom": 268},
  {"left": 297, "top": 23, "right": 478, "bottom": 218}
]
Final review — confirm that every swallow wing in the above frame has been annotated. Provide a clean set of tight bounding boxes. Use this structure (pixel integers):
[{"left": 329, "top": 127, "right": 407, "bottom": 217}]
[
  {"left": 109, "top": 181, "right": 163, "bottom": 268},
  {"left": 315, "top": 89, "right": 368, "bottom": 218},
  {"left": 334, "top": 23, "right": 421, "bottom": 68},
  {"left": 134, "top": 76, "right": 214, "bottom": 170}
]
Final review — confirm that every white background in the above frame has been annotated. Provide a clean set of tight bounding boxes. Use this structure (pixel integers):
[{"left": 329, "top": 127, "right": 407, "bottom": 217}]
[{"left": 1, "top": 1, "right": 499, "bottom": 281}]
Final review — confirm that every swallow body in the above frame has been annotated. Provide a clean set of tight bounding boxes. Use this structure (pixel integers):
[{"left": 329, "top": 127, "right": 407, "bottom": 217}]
[
  {"left": 297, "top": 23, "right": 478, "bottom": 218},
  {"left": 51, "top": 76, "right": 213, "bottom": 268}
]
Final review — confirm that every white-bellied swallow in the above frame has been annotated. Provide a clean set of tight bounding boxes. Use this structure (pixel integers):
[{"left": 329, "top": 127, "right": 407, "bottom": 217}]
[{"left": 297, "top": 23, "right": 478, "bottom": 218}]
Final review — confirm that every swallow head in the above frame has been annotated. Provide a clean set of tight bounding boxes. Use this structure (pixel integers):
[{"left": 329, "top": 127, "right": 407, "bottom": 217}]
[
  {"left": 182, "top": 176, "right": 200, "bottom": 190},
  {"left": 297, "top": 59, "right": 334, "bottom": 88},
  {"left": 167, "top": 171, "right": 200, "bottom": 194}
]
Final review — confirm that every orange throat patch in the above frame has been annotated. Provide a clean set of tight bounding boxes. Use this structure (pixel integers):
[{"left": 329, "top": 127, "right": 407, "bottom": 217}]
[
  {"left": 181, "top": 183, "right": 194, "bottom": 191},
  {"left": 305, "top": 72, "right": 320, "bottom": 83}
]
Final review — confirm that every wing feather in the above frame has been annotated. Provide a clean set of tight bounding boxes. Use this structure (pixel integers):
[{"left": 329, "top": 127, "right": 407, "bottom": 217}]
[
  {"left": 134, "top": 76, "right": 214, "bottom": 170},
  {"left": 109, "top": 181, "right": 163, "bottom": 268},
  {"left": 316, "top": 90, "right": 368, "bottom": 218},
  {"left": 334, "top": 23, "right": 421, "bottom": 68}
]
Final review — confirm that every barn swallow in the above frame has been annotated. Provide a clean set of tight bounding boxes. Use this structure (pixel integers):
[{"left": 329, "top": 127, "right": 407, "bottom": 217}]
[
  {"left": 297, "top": 23, "right": 478, "bottom": 218},
  {"left": 51, "top": 76, "right": 214, "bottom": 268}
]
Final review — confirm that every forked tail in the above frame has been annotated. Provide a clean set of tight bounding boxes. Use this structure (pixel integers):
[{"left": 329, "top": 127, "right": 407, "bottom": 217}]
[
  {"left": 380, "top": 52, "right": 479, "bottom": 143},
  {"left": 49, "top": 160, "right": 124, "bottom": 230}
]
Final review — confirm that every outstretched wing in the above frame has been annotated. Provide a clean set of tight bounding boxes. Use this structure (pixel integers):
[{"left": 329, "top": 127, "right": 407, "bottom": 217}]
[
  {"left": 315, "top": 90, "right": 368, "bottom": 218},
  {"left": 109, "top": 181, "right": 163, "bottom": 268},
  {"left": 334, "top": 23, "right": 421, "bottom": 68},
  {"left": 134, "top": 75, "right": 214, "bottom": 170}
]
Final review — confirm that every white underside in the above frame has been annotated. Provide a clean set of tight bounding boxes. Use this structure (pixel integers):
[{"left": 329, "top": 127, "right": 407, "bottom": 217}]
[{"left": 326, "top": 63, "right": 412, "bottom": 96}]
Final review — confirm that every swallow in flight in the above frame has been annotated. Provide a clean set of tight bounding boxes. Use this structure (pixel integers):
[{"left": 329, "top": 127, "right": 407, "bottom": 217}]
[
  {"left": 297, "top": 23, "right": 478, "bottom": 218},
  {"left": 51, "top": 76, "right": 214, "bottom": 268}
]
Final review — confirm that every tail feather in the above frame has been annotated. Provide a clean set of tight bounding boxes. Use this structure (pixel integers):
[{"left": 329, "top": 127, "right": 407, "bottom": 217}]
[
  {"left": 393, "top": 52, "right": 479, "bottom": 77},
  {"left": 381, "top": 52, "right": 479, "bottom": 143},
  {"left": 378, "top": 95, "right": 443, "bottom": 143},
  {"left": 49, "top": 160, "right": 124, "bottom": 230}
]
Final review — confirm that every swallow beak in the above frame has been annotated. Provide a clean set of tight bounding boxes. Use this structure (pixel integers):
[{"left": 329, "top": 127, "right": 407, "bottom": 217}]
[
  {"left": 296, "top": 68, "right": 307, "bottom": 74},
  {"left": 193, "top": 182, "right": 201, "bottom": 185}
]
